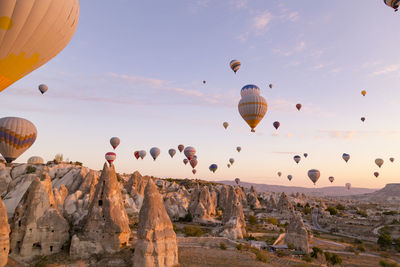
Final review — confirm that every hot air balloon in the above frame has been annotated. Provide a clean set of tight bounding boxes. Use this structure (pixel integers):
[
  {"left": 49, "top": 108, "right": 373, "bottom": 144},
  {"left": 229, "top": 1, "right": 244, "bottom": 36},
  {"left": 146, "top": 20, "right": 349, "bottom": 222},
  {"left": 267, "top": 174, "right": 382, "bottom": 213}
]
[
  {"left": 238, "top": 85, "right": 268, "bottom": 132},
  {"left": 184, "top": 146, "right": 196, "bottom": 160},
  {"left": 150, "top": 147, "right": 160, "bottom": 161},
  {"left": 139, "top": 150, "right": 146, "bottom": 160},
  {"left": 193, "top": 155, "right": 198, "bottom": 160},
  {"left": 105, "top": 152, "right": 116, "bottom": 166},
  {"left": 361, "top": 117, "right": 366, "bottom": 122},
  {"left": 229, "top": 158, "right": 235, "bottom": 165},
  {"left": 296, "top": 104, "right": 302, "bottom": 111},
  {"left": 230, "top": 59, "right": 241, "bottom": 73},
  {"left": 236, "top": 146, "right": 241, "bottom": 152},
  {"left": 203, "top": 80, "right": 206, "bottom": 84},
  {"left": 235, "top": 178, "right": 240, "bottom": 185},
  {"left": 294, "top": 155, "right": 301, "bottom": 164},
  {"left": 38, "top": 84, "right": 48, "bottom": 94},
  {"left": 287, "top": 175, "right": 293, "bottom": 181},
  {"left": 303, "top": 153, "right": 308, "bottom": 158},
  {"left": 223, "top": 122, "right": 229, "bottom": 129},
  {"left": 273, "top": 121, "right": 280, "bottom": 130},
  {"left": 375, "top": 158, "right": 384, "bottom": 168},
  {"left": 345, "top": 183, "right": 351, "bottom": 190},
  {"left": 361, "top": 90, "right": 367, "bottom": 96},
  {"left": 192, "top": 169, "right": 197, "bottom": 175},
  {"left": 374, "top": 172, "right": 379, "bottom": 178},
  {"left": 134, "top": 151, "right": 140, "bottom": 160},
  {"left": 178, "top": 144, "right": 184, "bottom": 153},
  {"left": 390, "top": 157, "right": 395, "bottom": 163},
  {"left": 307, "top": 169, "right": 320, "bottom": 185},
  {"left": 0, "top": 0, "right": 80, "bottom": 93},
  {"left": 168, "top": 149, "right": 176, "bottom": 158},
  {"left": 190, "top": 159, "right": 198, "bottom": 169},
  {"left": 209, "top": 164, "right": 218, "bottom": 173},
  {"left": 384, "top": 0, "right": 400, "bottom": 11},
  {"left": 183, "top": 159, "right": 189, "bottom": 165},
  {"left": 0, "top": 117, "right": 37, "bottom": 163},
  {"left": 277, "top": 172, "right": 282, "bottom": 177},
  {"left": 27, "top": 156, "right": 44, "bottom": 165},
  {"left": 329, "top": 176, "right": 334, "bottom": 183},
  {"left": 227, "top": 164, "right": 231, "bottom": 168},
  {"left": 342, "top": 153, "right": 350, "bottom": 163},
  {"left": 110, "top": 137, "right": 120, "bottom": 149},
  {"left": 269, "top": 84, "right": 273, "bottom": 89}
]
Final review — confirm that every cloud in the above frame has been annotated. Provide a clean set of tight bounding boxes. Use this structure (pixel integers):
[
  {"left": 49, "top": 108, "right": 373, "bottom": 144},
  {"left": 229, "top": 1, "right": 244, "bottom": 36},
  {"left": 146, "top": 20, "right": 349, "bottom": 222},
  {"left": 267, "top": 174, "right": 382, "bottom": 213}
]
[
  {"left": 318, "top": 130, "right": 356, "bottom": 140},
  {"left": 273, "top": 41, "right": 306, "bottom": 57},
  {"left": 230, "top": 0, "right": 248, "bottom": 9},
  {"left": 371, "top": 64, "right": 400, "bottom": 76},
  {"left": 319, "top": 130, "right": 400, "bottom": 140},
  {"left": 252, "top": 10, "right": 273, "bottom": 32}
]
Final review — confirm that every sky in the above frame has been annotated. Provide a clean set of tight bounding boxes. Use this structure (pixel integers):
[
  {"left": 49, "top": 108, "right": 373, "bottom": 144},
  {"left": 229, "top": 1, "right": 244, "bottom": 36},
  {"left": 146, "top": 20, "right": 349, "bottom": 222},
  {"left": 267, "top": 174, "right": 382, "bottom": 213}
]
[{"left": 1, "top": 0, "right": 400, "bottom": 189}]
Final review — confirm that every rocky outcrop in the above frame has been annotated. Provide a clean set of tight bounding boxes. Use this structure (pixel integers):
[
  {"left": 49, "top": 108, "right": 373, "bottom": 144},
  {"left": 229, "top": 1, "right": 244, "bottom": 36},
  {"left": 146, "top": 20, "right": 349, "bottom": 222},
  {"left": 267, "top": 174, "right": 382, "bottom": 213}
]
[
  {"left": 69, "top": 163, "right": 130, "bottom": 259},
  {"left": 125, "top": 171, "right": 149, "bottom": 196},
  {"left": 164, "top": 187, "right": 190, "bottom": 220},
  {"left": 284, "top": 212, "right": 309, "bottom": 252},
  {"left": 0, "top": 197, "right": 9, "bottom": 267},
  {"left": 247, "top": 186, "right": 261, "bottom": 209},
  {"left": 133, "top": 179, "right": 179, "bottom": 267},
  {"left": 220, "top": 187, "right": 246, "bottom": 239},
  {"left": 216, "top": 185, "right": 230, "bottom": 209},
  {"left": 0, "top": 169, "right": 11, "bottom": 196},
  {"left": 266, "top": 195, "right": 277, "bottom": 211},
  {"left": 53, "top": 185, "right": 68, "bottom": 213},
  {"left": 188, "top": 186, "right": 217, "bottom": 221},
  {"left": 9, "top": 172, "right": 69, "bottom": 259},
  {"left": 277, "top": 192, "right": 294, "bottom": 214}
]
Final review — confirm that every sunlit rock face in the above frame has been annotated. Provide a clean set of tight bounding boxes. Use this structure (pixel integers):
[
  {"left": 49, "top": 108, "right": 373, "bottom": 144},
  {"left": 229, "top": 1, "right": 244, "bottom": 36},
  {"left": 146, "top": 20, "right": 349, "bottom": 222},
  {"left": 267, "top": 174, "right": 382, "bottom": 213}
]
[
  {"left": 285, "top": 212, "right": 309, "bottom": 252},
  {"left": 0, "top": 197, "right": 9, "bottom": 267},
  {"left": 220, "top": 186, "right": 247, "bottom": 239}
]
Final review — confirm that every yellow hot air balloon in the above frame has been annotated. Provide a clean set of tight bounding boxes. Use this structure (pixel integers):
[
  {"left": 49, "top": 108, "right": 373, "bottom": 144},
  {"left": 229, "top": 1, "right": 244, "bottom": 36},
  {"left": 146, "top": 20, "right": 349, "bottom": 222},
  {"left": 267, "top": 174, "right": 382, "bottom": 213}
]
[
  {"left": 238, "top": 84, "right": 267, "bottom": 132},
  {"left": 361, "top": 90, "right": 366, "bottom": 96},
  {"left": 0, "top": 0, "right": 80, "bottom": 93}
]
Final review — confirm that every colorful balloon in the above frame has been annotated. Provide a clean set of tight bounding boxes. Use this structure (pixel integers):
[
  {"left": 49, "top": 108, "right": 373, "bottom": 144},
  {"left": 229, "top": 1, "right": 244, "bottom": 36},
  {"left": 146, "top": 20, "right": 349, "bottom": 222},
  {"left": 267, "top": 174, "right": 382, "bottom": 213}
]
[
  {"left": 235, "top": 178, "right": 240, "bottom": 185},
  {"left": 342, "top": 153, "right": 350, "bottom": 163},
  {"left": 184, "top": 146, "right": 196, "bottom": 160},
  {"left": 361, "top": 90, "right": 367, "bottom": 96},
  {"left": 139, "top": 150, "right": 146, "bottom": 160},
  {"left": 223, "top": 122, "right": 229, "bottom": 129},
  {"left": 38, "top": 84, "right": 48, "bottom": 94},
  {"left": 374, "top": 172, "right": 379, "bottom": 178},
  {"left": 168, "top": 149, "right": 176, "bottom": 158},
  {"left": 0, "top": 117, "right": 37, "bottom": 163},
  {"left": 150, "top": 147, "right": 160, "bottom": 161},
  {"left": 229, "top": 158, "right": 234, "bottom": 165},
  {"left": 178, "top": 144, "right": 184, "bottom": 153},
  {"left": 105, "top": 152, "right": 116, "bottom": 166},
  {"left": 307, "top": 169, "right": 320, "bottom": 185},
  {"left": 238, "top": 85, "right": 267, "bottom": 132},
  {"left": 183, "top": 159, "right": 189, "bottom": 165},
  {"left": 192, "top": 169, "right": 197, "bottom": 175},
  {"left": 209, "top": 164, "right": 218, "bottom": 173},
  {"left": 294, "top": 155, "right": 301, "bottom": 164},
  {"left": 273, "top": 121, "right": 280, "bottom": 130},
  {"left": 303, "top": 153, "right": 308, "bottom": 158},
  {"left": 236, "top": 146, "right": 241, "bottom": 152},
  {"left": 375, "top": 158, "right": 384, "bottom": 168},
  {"left": 110, "top": 137, "right": 120, "bottom": 149},
  {"left": 27, "top": 156, "right": 44, "bottom": 165},
  {"left": 134, "top": 151, "right": 140, "bottom": 160},
  {"left": 296, "top": 104, "right": 302, "bottom": 111},
  {"left": 390, "top": 157, "right": 395, "bottom": 163},
  {"left": 190, "top": 158, "right": 198, "bottom": 169},
  {"left": 0, "top": 0, "right": 80, "bottom": 93},
  {"left": 287, "top": 175, "right": 293, "bottom": 181},
  {"left": 329, "top": 176, "right": 334, "bottom": 183},
  {"left": 277, "top": 172, "right": 282, "bottom": 177},
  {"left": 345, "top": 183, "right": 351, "bottom": 190},
  {"left": 230, "top": 59, "right": 241, "bottom": 73},
  {"left": 384, "top": 0, "right": 400, "bottom": 10}
]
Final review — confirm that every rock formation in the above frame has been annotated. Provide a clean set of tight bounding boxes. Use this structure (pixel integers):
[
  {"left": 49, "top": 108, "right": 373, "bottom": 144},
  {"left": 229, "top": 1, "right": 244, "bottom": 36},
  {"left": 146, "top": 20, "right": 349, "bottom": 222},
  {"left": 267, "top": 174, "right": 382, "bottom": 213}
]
[
  {"left": 284, "top": 212, "right": 309, "bottom": 252},
  {"left": 220, "top": 187, "right": 246, "bottom": 239},
  {"left": 125, "top": 171, "right": 149, "bottom": 196},
  {"left": 277, "top": 192, "right": 294, "bottom": 213},
  {"left": 133, "top": 179, "right": 179, "bottom": 267},
  {"left": 9, "top": 172, "right": 69, "bottom": 259},
  {"left": 247, "top": 186, "right": 262, "bottom": 209},
  {"left": 0, "top": 197, "right": 9, "bottom": 267},
  {"left": 266, "top": 195, "right": 277, "bottom": 211},
  {"left": 69, "top": 163, "right": 130, "bottom": 259},
  {"left": 164, "top": 187, "right": 190, "bottom": 220},
  {"left": 188, "top": 185, "right": 217, "bottom": 221}
]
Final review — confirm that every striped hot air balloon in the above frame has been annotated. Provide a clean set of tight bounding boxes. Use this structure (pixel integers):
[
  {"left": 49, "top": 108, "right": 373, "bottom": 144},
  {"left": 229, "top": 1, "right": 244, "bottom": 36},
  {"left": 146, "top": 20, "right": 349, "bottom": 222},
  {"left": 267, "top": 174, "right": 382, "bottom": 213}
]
[
  {"left": 384, "top": 0, "right": 400, "bottom": 11},
  {"left": 184, "top": 146, "right": 196, "bottom": 160},
  {"left": 238, "top": 84, "right": 267, "bottom": 132},
  {"left": 307, "top": 169, "right": 320, "bottom": 185},
  {"left": 0, "top": 0, "right": 80, "bottom": 93},
  {"left": 105, "top": 152, "right": 116, "bottom": 166},
  {"left": 0, "top": 117, "right": 37, "bottom": 163},
  {"left": 230, "top": 59, "right": 241, "bottom": 73},
  {"left": 150, "top": 147, "right": 160, "bottom": 161},
  {"left": 139, "top": 150, "right": 146, "bottom": 160},
  {"left": 38, "top": 84, "right": 48, "bottom": 94},
  {"left": 190, "top": 158, "right": 198, "bottom": 169},
  {"left": 27, "top": 156, "right": 44, "bottom": 165}
]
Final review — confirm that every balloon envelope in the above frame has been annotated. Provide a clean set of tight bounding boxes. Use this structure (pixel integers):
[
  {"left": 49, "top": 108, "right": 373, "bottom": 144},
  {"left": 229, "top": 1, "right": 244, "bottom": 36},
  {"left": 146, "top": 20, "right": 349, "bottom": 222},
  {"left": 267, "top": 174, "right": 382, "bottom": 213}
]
[
  {"left": 329, "top": 176, "right": 334, "bottom": 183},
  {"left": 38, "top": 84, "right": 48, "bottom": 94},
  {"left": 294, "top": 155, "right": 301, "bottom": 164},
  {"left": 296, "top": 104, "right": 302, "bottom": 110},
  {"left": 223, "top": 122, "right": 229, "bottom": 129},
  {"left": 361, "top": 90, "right": 367, "bottom": 96},
  {"left": 139, "top": 150, "right": 146, "bottom": 159},
  {"left": 361, "top": 117, "right": 365, "bottom": 122},
  {"left": 390, "top": 157, "right": 395, "bottom": 163},
  {"left": 227, "top": 164, "right": 231, "bottom": 168},
  {"left": 0, "top": 117, "right": 37, "bottom": 163},
  {"left": 134, "top": 151, "right": 140, "bottom": 160},
  {"left": 277, "top": 172, "right": 282, "bottom": 177},
  {"left": 192, "top": 169, "right": 197, "bottom": 174},
  {"left": 209, "top": 164, "right": 218, "bottom": 173},
  {"left": 230, "top": 59, "right": 241, "bottom": 73},
  {"left": 375, "top": 158, "right": 384, "bottom": 168},
  {"left": 178, "top": 144, "right": 184, "bottom": 153},
  {"left": 190, "top": 158, "right": 198, "bottom": 169},
  {"left": 374, "top": 172, "right": 379, "bottom": 178},
  {"left": 235, "top": 178, "right": 240, "bottom": 185},
  {"left": 184, "top": 146, "right": 196, "bottom": 160},
  {"left": 0, "top": 0, "right": 80, "bottom": 93},
  {"left": 105, "top": 152, "right": 116, "bottom": 166},
  {"left": 27, "top": 156, "right": 44, "bottom": 165},
  {"left": 269, "top": 84, "right": 273, "bottom": 89},
  {"left": 168, "top": 149, "right": 176, "bottom": 158},
  {"left": 150, "top": 147, "right": 160, "bottom": 161},
  {"left": 307, "top": 169, "right": 320, "bottom": 185},
  {"left": 183, "top": 159, "right": 188, "bottom": 165},
  {"left": 345, "top": 183, "right": 351, "bottom": 190},
  {"left": 110, "top": 137, "right": 120, "bottom": 149},
  {"left": 238, "top": 85, "right": 267, "bottom": 132},
  {"left": 236, "top": 146, "right": 241, "bottom": 152},
  {"left": 342, "top": 153, "right": 350, "bottom": 163},
  {"left": 287, "top": 175, "right": 293, "bottom": 181},
  {"left": 273, "top": 121, "right": 280, "bottom": 130},
  {"left": 229, "top": 158, "right": 234, "bottom": 165},
  {"left": 303, "top": 153, "right": 308, "bottom": 158}
]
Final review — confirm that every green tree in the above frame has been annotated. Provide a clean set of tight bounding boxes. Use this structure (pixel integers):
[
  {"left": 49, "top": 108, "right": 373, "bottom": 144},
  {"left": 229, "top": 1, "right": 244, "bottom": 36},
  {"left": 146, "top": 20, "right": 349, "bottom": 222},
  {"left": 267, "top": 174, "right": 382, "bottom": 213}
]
[
  {"left": 378, "top": 233, "right": 392, "bottom": 249},
  {"left": 336, "top": 204, "right": 345, "bottom": 211},
  {"left": 311, "top": 247, "right": 323, "bottom": 258},
  {"left": 329, "top": 253, "right": 342, "bottom": 265},
  {"left": 248, "top": 215, "right": 257, "bottom": 225},
  {"left": 326, "top": 206, "right": 338, "bottom": 215}
]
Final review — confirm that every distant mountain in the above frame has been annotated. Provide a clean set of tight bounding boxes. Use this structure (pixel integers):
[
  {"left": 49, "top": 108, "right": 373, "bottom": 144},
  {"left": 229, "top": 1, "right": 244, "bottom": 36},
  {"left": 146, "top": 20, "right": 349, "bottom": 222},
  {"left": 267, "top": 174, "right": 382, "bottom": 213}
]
[
  {"left": 218, "top": 180, "right": 377, "bottom": 197},
  {"left": 350, "top": 183, "right": 400, "bottom": 203}
]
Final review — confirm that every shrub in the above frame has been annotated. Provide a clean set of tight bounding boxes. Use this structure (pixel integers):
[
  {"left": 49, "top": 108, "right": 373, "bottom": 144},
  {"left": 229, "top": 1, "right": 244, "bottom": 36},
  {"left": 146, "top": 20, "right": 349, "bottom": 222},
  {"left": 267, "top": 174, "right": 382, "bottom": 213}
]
[
  {"left": 116, "top": 173, "right": 122, "bottom": 182},
  {"left": 267, "top": 217, "right": 278, "bottom": 225},
  {"left": 311, "top": 247, "right": 323, "bottom": 258},
  {"left": 254, "top": 250, "right": 268, "bottom": 263},
  {"left": 248, "top": 215, "right": 257, "bottom": 225},
  {"left": 276, "top": 250, "right": 290, "bottom": 257},
  {"left": 303, "top": 206, "right": 312, "bottom": 215},
  {"left": 383, "top": 210, "right": 398, "bottom": 216},
  {"left": 326, "top": 206, "right": 338, "bottom": 215},
  {"left": 324, "top": 251, "right": 332, "bottom": 261},
  {"left": 236, "top": 243, "right": 243, "bottom": 251},
  {"left": 172, "top": 224, "right": 178, "bottom": 233},
  {"left": 329, "top": 253, "right": 342, "bottom": 265},
  {"left": 26, "top": 166, "right": 36, "bottom": 174},
  {"left": 336, "top": 204, "right": 345, "bottom": 210},
  {"left": 357, "top": 244, "right": 366, "bottom": 252},
  {"left": 394, "top": 238, "right": 400, "bottom": 252},
  {"left": 183, "top": 225, "right": 203, "bottom": 237},
  {"left": 179, "top": 212, "right": 193, "bottom": 222},
  {"left": 75, "top": 161, "right": 83, "bottom": 166},
  {"left": 357, "top": 209, "right": 368, "bottom": 217},
  {"left": 302, "top": 254, "right": 312, "bottom": 262},
  {"left": 219, "top": 242, "right": 227, "bottom": 250},
  {"left": 380, "top": 260, "right": 399, "bottom": 267},
  {"left": 378, "top": 233, "right": 392, "bottom": 249},
  {"left": 287, "top": 243, "right": 295, "bottom": 250}
]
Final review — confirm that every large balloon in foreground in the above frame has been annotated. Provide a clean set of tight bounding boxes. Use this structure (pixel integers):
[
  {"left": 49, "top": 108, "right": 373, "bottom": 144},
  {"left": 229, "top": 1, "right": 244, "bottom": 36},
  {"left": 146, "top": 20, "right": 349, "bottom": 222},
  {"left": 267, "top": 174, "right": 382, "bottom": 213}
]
[
  {"left": 139, "top": 150, "right": 146, "bottom": 160},
  {"left": 390, "top": 157, "right": 395, "bottom": 163},
  {"left": 168, "top": 149, "right": 176, "bottom": 158},
  {"left": 183, "top": 159, "right": 188, "bottom": 165},
  {"left": 27, "top": 156, "right": 44, "bottom": 165},
  {"left": 236, "top": 146, "right": 241, "bottom": 152},
  {"left": 230, "top": 59, "right": 241, "bottom": 73},
  {"left": 178, "top": 144, "right": 184, "bottom": 153},
  {"left": 38, "top": 84, "right": 48, "bottom": 94},
  {"left": 294, "top": 155, "right": 301, "bottom": 164},
  {"left": 238, "top": 85, "right": 268, "bottom": 132},
  {"left": 105, "top": 152, "right": 116, "bottom": 166},
  {"left": 375, "top": 158, "right": 384, "bottom": 168},
  {"left": 110, "top": 137, "right": 120, "bottom": 149},
  {"left": 277, "top": 172, "right": 282, "bottom": 177},
  {"left": 0, "top": 117, "right": 37, "bottom": 163},
  {"left": 342, "top": 153, "right": 350, "bottom": 163},
  {"left": 307, "top": 169, "right": 320, "bottom": 185},
  {"left": 287, "top": 175, "right": 293, "bottom": 181},
  {"left": 329, "top": 176, "right": 334, "bottom": 183},
  {"left": 273, "top": 121, "right": 280, "bottom": 130},
  {"left": 223, "top": 122, "right": 229, "bottom": 129},
  {"left": 345, "top": 183, "right": 351, "bottom": 190},
  {"left": 134, "top": 151, "right": 140, "bottom": 160},
  {"left": 374, "top": 172, "right": 379, "bottom": 178},
  {"left": 150, "top": 147, "right": 160, "bottom": 161},
  {"left": 235, "top": 178, "right": 240, "bottom": 185},
  {"left": 229, "top": 158, "right": 235, "bottom": 165},
  {"left": 190, "top": 159, "right": 198, "bottom": 169},
  {"left": 0, "top": 0, "right": 80, "bottom": 93},
  {"left": 361, "top": 90, "right": 367, "bottom": 96},
  {"left": 184, "top": 146, "right": 196, "bottom": 160},
  {"left": 209, "top": 164, "right": 218, "bottom": 173}
]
